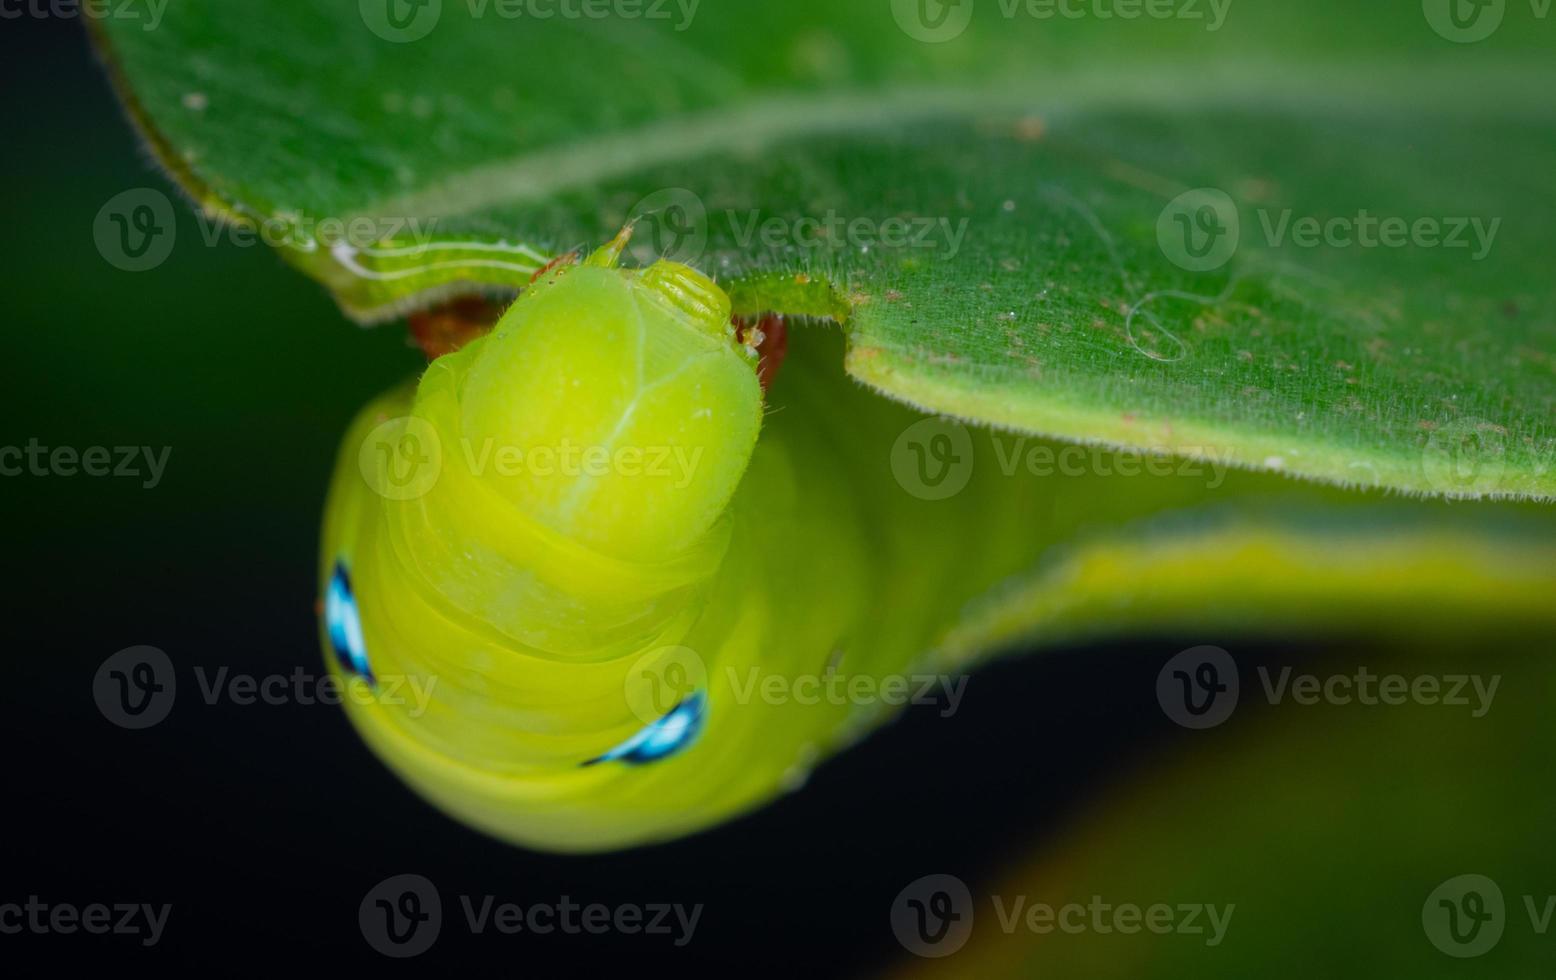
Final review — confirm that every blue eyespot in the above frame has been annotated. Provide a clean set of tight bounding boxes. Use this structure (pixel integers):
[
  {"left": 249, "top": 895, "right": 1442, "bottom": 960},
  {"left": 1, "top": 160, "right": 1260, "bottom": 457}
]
[
  {"left": 584, "top": 691, "right": 707, "bottom": 766},
  {"left": 325, "top": 561, "right": 374, "bottom": 684}
]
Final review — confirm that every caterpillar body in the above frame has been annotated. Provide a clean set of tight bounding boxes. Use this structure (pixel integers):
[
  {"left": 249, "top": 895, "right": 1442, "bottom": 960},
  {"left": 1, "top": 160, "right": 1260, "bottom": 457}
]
[
  {"left": 318, "top": 233, "right": 1066, "bottom": 851},
  {"left": 318, "top": 231, "right": 1535, "bottom": 852}
]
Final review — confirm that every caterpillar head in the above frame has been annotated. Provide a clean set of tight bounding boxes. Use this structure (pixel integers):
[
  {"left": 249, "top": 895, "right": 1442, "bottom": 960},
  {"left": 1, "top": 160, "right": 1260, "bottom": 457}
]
[{"left": 319, "top": 234, "right": 773, "bottom": 850}]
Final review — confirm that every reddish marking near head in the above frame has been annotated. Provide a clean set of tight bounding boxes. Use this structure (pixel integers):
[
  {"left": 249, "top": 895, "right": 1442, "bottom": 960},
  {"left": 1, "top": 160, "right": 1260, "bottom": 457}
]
[
  {"left": 408, "top": 295, "right": 504, "bottom": 359},
  {"left": 530, "top": 251, "right": 580, "bottom": 283},
  {"left": 407, "top": 254, "right": 581, "bottom": 360},
  {"left": 736, "top": 313, "right": 789, "bottom": 392}
]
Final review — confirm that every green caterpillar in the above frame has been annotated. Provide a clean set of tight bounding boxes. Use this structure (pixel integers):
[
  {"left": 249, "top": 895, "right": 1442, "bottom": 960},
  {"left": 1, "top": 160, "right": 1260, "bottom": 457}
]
[{"left": 320, "top": 231, "right": 1556, "bottom": 853}]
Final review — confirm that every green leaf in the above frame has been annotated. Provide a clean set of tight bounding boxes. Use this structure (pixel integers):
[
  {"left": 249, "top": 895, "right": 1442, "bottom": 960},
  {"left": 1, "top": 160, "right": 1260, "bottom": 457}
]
[
  {"left": 889, "top": 641, "right": 1556, "bottom": 977},
  {"left": 94, "top": 2, "right": 1556, "bottom": 497}
]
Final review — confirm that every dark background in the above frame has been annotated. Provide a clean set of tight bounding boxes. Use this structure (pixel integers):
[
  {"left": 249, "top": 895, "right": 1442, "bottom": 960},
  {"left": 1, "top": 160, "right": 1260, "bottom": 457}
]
[{"left": 0, "top": 14, "right": 1481, "bottom": 976}]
